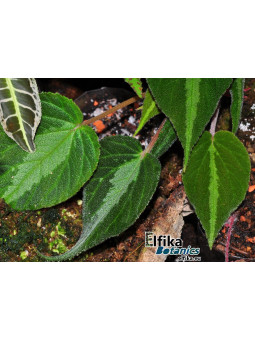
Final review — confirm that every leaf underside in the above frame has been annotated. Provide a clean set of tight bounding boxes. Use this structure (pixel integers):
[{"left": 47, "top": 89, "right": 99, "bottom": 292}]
[
  {"left": 230, "top": 78, "right": 244, "bottom": 133},
  {"left": 183, "top": 131, "right": 250, "bottom": 248},
  {"left": 0, "top": 78, "right": 41, "bottom": 152},
  {"left": 0, "top": 92, "right": 100, "bottom": 210},
  {"left": 147, "top": 78, "right": 233, "bottom": 170},
  {"left": 124, "top": 78, "right": 143, "bottom": 98},
  {"left": 41, "top": 136, "right": 161, "bottom": 261}
]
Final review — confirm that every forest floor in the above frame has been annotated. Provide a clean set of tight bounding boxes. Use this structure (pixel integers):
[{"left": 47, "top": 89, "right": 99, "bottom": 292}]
[{"left": 0, "top": 79, "right": 254, "bottom": 262}]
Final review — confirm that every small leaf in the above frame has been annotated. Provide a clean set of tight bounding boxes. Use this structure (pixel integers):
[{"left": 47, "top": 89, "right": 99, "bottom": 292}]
[
  {"left": 230, "top": 78, "right": 244, "bottom": 133},
  {"left": 0, "top": 92, "right": 100, "bottom": 210},
  {"left": 124, "top": 78, "right": 143, "bottom": 98},
  {"left": 40, "top": 136, "right": 161, "bottom": 261},
  {"left": 134, "top": 89, "right": 160, "bottom": 135},
  {"left": 150, "top": 119, "right": 176, "bottom": 158},
  {"left": 147, "top": 78, "right": 233, "bottom": 170},
  {"left": 0, "top": 78, "right": 41, "bottom": 152},
  {"left": 183, "top": 131, "right": 250, "bottom": 248}
]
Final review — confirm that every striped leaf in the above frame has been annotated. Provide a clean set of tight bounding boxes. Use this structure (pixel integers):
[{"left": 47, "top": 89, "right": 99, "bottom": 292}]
[
  {"left": 230, "top": 78, "right": 244, "bottom": 133},
  {"left": 147, "top": 78, "right": 233, "bottom": 170},
  {"left": 124, "top": 78, "right": 143, "bottom": 98},
  {"left": 40, "top": 136, "right": 161, "bottom": 261},
  {"left": 183, "top": 131, "right": 250, "bottom": 248},
  {"left": 0, "top": 92, "right": 100, "bottom": 210},
  {"left": 0, "top": 78, "right": 41, "bottom": 153}
]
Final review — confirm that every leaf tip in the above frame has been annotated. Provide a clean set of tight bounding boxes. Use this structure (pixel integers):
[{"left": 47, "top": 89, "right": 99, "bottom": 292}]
[{"left": 208, "top": 238, "right": 215, "bottom": 250}]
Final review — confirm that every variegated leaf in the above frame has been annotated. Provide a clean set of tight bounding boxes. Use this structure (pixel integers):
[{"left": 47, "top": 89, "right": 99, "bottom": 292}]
[
  {"left": 0, "top": 78, "right": 41, "bottom": 152},
  {"left": 183, "top": 131, "right": 250, "bottom": 248},
  {"left": 147, "top": 78, "right": 233, "bottom": 170}
]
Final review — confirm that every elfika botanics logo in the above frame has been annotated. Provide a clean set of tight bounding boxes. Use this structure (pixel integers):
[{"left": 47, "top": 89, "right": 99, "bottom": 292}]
[{"left": 145, "top": 232, "right": 201, "bottom": 261}]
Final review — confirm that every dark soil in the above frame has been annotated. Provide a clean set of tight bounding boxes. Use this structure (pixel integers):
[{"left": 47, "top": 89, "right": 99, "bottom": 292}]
[{"left": 0, "top": 78, "right": 254, "bottom": 262}]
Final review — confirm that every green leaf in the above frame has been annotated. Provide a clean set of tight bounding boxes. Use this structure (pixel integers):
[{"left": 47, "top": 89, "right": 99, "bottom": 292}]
[
  {"left": 134, "top": 89, "right": 160, "bottom": 135},
  {"left": 150, "top": 119, "right": 176, "bottom": 158},
  {"left": 40, "top": 136, "right": 161, "bottom": 261},
  {"left": 124, "top": 78, "right": 143, "bottom": 98},
  {"left": 0, "top": 92, "right": 100, "bottom": 210},
  {"left": 230, "top": 78, "right": 244, "bottom": 133},
  {"left": 0, "top": 78, "right": 41, "bottom": 153},
  {"left": 147, "top": 78, "right": 233, "bottom": 170},
  {"left": 183, "top": 131, "right": 250, "bottom": 248}
]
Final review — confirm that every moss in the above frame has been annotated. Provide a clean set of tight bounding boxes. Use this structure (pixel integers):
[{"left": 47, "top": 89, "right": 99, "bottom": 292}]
[{"left": 42, "top": 209, "right": 60, "bottom": 225}]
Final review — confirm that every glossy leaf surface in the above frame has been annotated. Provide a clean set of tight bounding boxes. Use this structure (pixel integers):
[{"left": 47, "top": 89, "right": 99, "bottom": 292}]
[
  {"left": 0, "top": 93, "right": 100, "bottom": 210},
  {"left": 183, "top": 131, "right": 250, "bottom": 248}
]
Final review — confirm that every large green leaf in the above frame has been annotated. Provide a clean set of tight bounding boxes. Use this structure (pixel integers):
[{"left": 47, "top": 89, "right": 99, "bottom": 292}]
[
  {"left": 134, "top": 89, "right": 160, "bottom": 135},
  {"left": 147, "top": 78, "right": 233, "bottom": 170},
  {"left": 150, "top": 119, "right": 176, "bottom": 158},
  {"left": 124, "top": 78, "right": 143, "bottom": 98},
  {"left": 0, "top": 78, "right": 41, "bottom": 152},
  {"left": 183, "top": 131, "right": 250, "bottom": 248},
  {"left": 0, "top": 92, "right": 100, "bottom": 210},
  {"left": 41, "top": 136, "right": 161, "bottom": 261},
  {"left": 230, "top": 78, "right": 244, "bottom": 133}
]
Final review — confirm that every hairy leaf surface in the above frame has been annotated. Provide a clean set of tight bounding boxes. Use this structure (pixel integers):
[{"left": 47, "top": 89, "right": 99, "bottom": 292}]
[
  {"left": 0, "top": 92, "right": 100, "bottom": 210},
  {"left": 183, "top": 131, "right": 250, "bottom": 248},
  {"left": 41, "top": 136, "right": 161, "bottom": 261},
  {"left": 230, "top": 78, "right": 244, "bottom": 133},
  {"left": 147, "top": 78, "right": 233, "bottom": 170},
  {"left": 134, "top": 89, "right": 160, "bottom": 135},
  {"left": 150, "top": 119, "right": 176, "bottom": 158},
  {"left": 0, "top": 78, "right": 41, "bottom": 152},
  {"left": 124, "top": 78, "right": 143, "bottom": 98}
]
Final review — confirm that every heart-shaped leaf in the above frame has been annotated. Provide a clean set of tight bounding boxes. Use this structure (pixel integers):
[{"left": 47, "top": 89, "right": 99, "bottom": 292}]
[
  {"left": 124, "top": 78, "right": 143, "bottom": 98},
  {"left": 183, "top": 131, "right": 250, "bottom": 248},
  {"left": 134, "top": 89, "right": 160, "bottom": 135},
  {"left": 230, "top": 78, "right": 244, "bottom": 133},
  {"left": 40, "top": 136, "right": 161, "bottom": 261},
  {"left": 0, "top": 92, "right": 100, "bottom": 210},
  {"left": 0, "top": 78, "right": 41, "bottom": 152},
  {"left": 147, "top": 78, "right": 233, "bottom": 170}
]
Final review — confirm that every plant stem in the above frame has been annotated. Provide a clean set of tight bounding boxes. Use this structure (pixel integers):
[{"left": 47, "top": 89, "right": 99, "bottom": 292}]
[
  {"left": 82, "top": 93, "right": 145, "bottom": 126},
  {"left": 141, "top": 118, "right": 167, "bottom": 157}
]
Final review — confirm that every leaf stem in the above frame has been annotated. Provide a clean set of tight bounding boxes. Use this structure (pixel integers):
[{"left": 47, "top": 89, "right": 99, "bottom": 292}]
[
  {"left": 81, "top": 93, "right": 145, "bottom": 126},
  {"left": 142, "top": 118, "right": 167, "bottom": 157}
]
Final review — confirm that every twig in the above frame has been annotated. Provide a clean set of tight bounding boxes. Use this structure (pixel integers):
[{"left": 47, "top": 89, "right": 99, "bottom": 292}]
[
  {"left": 217, "top": 240, "right": 254, "bottom": 258},
  {"left": 124, "top": 243, "right": 144, "bottom": 262},
  {"left": 81, "top": 93, "right": 145, "bottom": 126}
]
